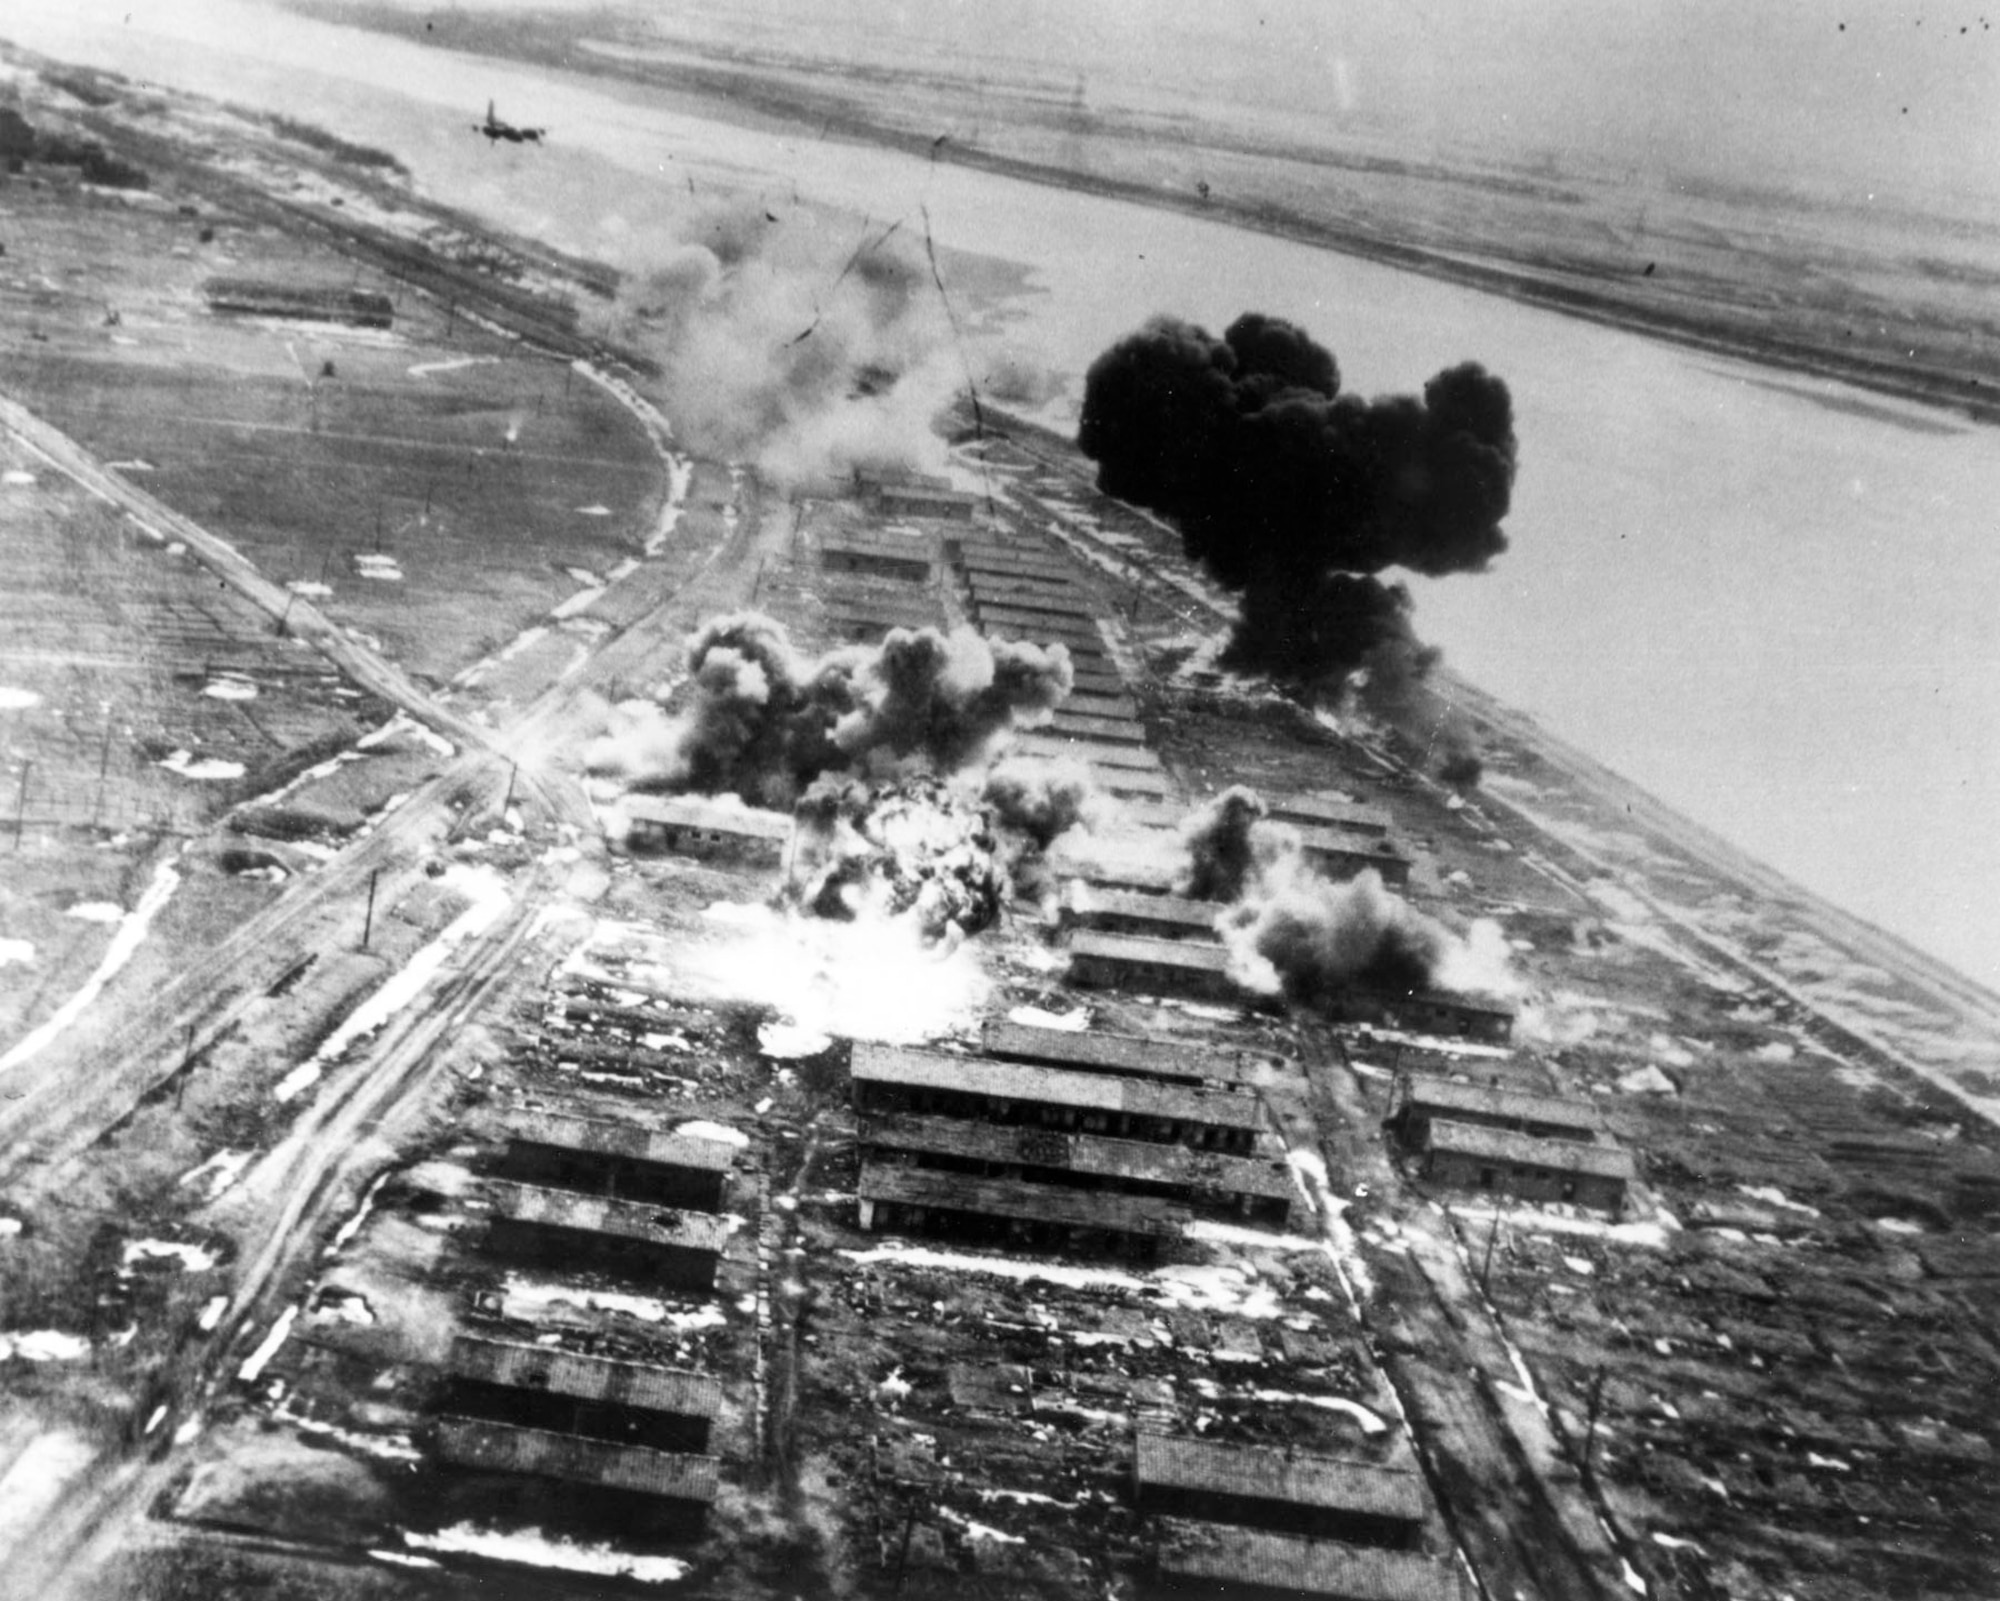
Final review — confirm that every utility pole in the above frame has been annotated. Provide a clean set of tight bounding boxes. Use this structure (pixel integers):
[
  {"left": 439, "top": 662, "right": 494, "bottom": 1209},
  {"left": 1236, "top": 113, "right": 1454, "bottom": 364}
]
[
  {"left": 1580, "top": 1364, "right": 1608, "bottom": 1481},
  {"left": 1480, "top": 1205, "right": 1502, "bottom": 1295},
  {"left": 361, "top": 868, "right": 380, "bottom": 950},
  {"left": 11, "top": 761, "right": 30, "bottom": 850},
  {"left": 92, "top": 714, "right": 114, "bottom": 826},
  {"left": 275, "top": 591, "right": 297, "bottom": 637},
  {"left": 174, "top": 1024, "right": 195, "bottom": 1111},
  {"left": 501, "top": 761, "right": 518, "bottom": 818}
]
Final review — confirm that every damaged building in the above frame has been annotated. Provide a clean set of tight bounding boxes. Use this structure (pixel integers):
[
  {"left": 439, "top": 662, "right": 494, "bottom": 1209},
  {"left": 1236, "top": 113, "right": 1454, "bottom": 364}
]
[
  {"left": 1148, "top": 1518, "right": 1464, "bottom": 1601},
  {"left": 428, "top": 1417, "right": 719, "bottom": 1537},
  {"left": 1067, "top": 930, "right": 1241, "bottom": 1003},
  {"left": 481, "top": 1182, "right": 731, "bottom": 1293},
  {"left": 1414, "top": 1121, "right": 1635, "bottom": 1214},
  {"left": 818, "top": 526, "right": 939, "bottom": 584},
  {"left": 624, "top": 795, "right": 792, "bottom": 863},
  {"left": 494, "top": 1108, "right": 736, "bottom": 1211},
  {"left": 440, "top": 1334, "right": 723, "bottom": 1454}
]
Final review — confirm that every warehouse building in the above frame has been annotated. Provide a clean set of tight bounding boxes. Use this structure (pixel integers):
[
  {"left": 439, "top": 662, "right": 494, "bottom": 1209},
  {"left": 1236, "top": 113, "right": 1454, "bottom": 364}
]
[
  {"left": 818, "top": 527, "right": 938, "bottom": 583},
  {"left": 856, "top": 1162, "right": 1185, "bottom": 1258},
  {"left": 1295, "top": 827, "right": 1413, "bottom": 890},
  {"left": 1015, "top": 735, "right": 1164, "bottom": 773},
  {"left": 1415, "top": 1121, "right": 1635, "bottom": 1214},
  {"left": 1044, "top": 709, "right": 1148, "bottom": 745},
  {"left": 1134, "top": 1434, "right": 1428, "bottom": 1547},
  {"left": 981, "top": 1017, "right": 1273, "bottom": 1091},
  {"left": 482, "top": 1183, "right": 731, "bottom": 1293},
  {"left": 860, "top": 1111, "right": 1291, "bottom": 1220},
  {"left": 857, "top": 471, "right": 979, "bottom": 522},
  {"left": 1390, "top": 1077, "right": 1604, "bottom": 1146},
  {"left": 623, "top": 796, "right": 790, "bottom": 864},
  {"left": 1317, "top": 989, "right": 1515, "bottom": 1045},
  {"left": 1062, "top": 881, "right": 1221, "bottom": 944},
  {"left": 440, "top": 1334, "right": 723, "bottom": 1453},
  {"left": 1150, "top": 1519, "right": 1464, "bottom": 1601},
  {"left": 850, "top": 1042, "right": 1265, "bottom": 1154},
  {"left": 1068, "top": 930, "right": 1241, "bottom": 1005},
  {"left": 430, "top": 1417, "right": 718, "bottom": 1534},
  {"left": 496, "top": 1110, "right": 735, "bottom": 1211},
  {"left": 1267, "top": 795, "right": 1393, "bottom": 838}
]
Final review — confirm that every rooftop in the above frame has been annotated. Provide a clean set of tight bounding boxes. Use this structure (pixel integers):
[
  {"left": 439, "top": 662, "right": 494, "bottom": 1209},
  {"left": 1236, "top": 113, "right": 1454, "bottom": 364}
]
[
  {"left": 860, "top": 1113, "right": 1293, "bottom": 1200},
  {"left": 447, "top": 1335, "right": 724, "bottom": 1419},
  {"left": 484, "top": 1182, "right": 735, "bottom": 1254},
  {"left": 1424, "top": 1120, "right": 1636, "bottom": 1181},
  {"left": 1294, "top": 825, "right": 1413, "bottom": 867},
  {"left": 1015, "top": 735, "right": 1163, "bottom": 773},
  {"left": 1070, "top": 930, "right": 1236, "bottom": 976},
  {"left": 432, "top": 1417, "right": 720, "bottom": 1502},
  {"left": 504, "top": 1110, "right": 738, "bottom": 1175},
  {"left": 859, "top": 1161, "right": 1188, "bottom": 1237},
  {"left": 851, "top": 1041, "right": 1266, "bottom": 1131},
  {"left": 982, "top": 1018, "right": 1268, "bottom": 1088},
  {"left": 819, "top": 527, "right": 939, "bottom": 563},
  {"left": 1267, "top": 794, "right": 1393, "bottom": 836},
  {"left": 623, "top": 795, "right": 793, "bottom": 843},
  {"left": 1401, "top": 1076, "right": 1601, "bottom": 1133},
  {"left": 1135, "top": 1433, "right": 1427, "bottom": 1524},
  {"left": 1064, "top": 881, "right": 1221, "bottom": 935},
  {"left": 1153, "top": 1519, "right": 1462, "bottom": 1601}
]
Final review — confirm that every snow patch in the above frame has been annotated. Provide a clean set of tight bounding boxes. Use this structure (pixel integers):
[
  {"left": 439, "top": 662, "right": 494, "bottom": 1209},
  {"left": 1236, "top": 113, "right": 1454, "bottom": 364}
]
[
  {"left": 403, "top": 1524, "right": 689, "bottom": 1583},
  {"left": 0, "top": 939, "right": 32, "bottom": 968},
  {"left": 0, "top": 688, "right": 41, "bottom": 710},
  {"left": 122, "top": 1239, "right": 218, "bottom": 1273},
  {"left": 159, "top": 750, "right": 245, "bottom": 780},
  {"left": 202, "top": 676, "right": 258, "bottom": 701},
  {"left": 236, "top": 1305, "right": 298, "bottom": 1383},
  {"left": 65, "top": 901, "right": 124, "bottom": 923},
  {"left": 2, "top": 470, "right": 35, "bottom": 486},
  {"left": 674, "top": 1119, "right": 749, "bottom": 1149},
  {"left": 2, "top": 862, "right": 181, "bottom": 1074},
  {"left": 1008, "top": 1005, "right": 1088, "bottom": 1031},
  {"left": 179, "top": 1148, "right": 253, "bottom": 1203}
]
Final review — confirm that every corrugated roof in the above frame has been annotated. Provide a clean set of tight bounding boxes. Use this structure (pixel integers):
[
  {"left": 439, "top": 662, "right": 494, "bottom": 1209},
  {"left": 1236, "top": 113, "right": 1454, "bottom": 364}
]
[
  {"left": 982, "top": 1018, "right": 1266, "bottom": 1088},
  {"left": 1015, "top": 736, "right": 1162, "bottom": 774},
  {"left": 1294, "top": 826, "right": 1412, "bottom": 868},
  {"left": 623, "top": 795, "right": 792, "bottom": 842},
  {"left": 1135, "top": 1435, "right": 1426, "bottom": 1525},
  {"left": 505, "top": 1111, "right": 737, "bottom": 1175},
  {"left": 859, "top": 1161, "right": 1186, "bottom": 1236},
  {"left": 1267, "top": 795, "right": 1393, "bottom": 836},
  {"left": 1061, "top": 691, "right": 1140, "bottom": 721},
  {"left": 1070, "top": 930, "right": 1235, "bottom": 975},
  {"left": 1065, "top": 882, "right": 1219, "bottom": 933},
  {"left": 1425, "top": 1121, "right": 1635, "bottom": 1180},
  {"left": 979, "top": 612, "right": 1107, "bottom": 651},
  {"left": 820, "top": 528, "right": 938, "bottom": 562},
  {"left": 1154, "top": 1519, "right": 1460, "bottom": 1600},
  {"left": 1045, "top": 711, "right": 1147, "bottom": 745},
  {"left": 1397, "top": 990, "right": 1516, "bottom": 1022},
  {"left": 485, "top": 1182, "right": 734, "bottom": 1254},
  {"left": 851, "top": 1041, "right": 1264, "bottom": 1130},
  {"left": 1401, "top": 1077, "right": 1602, "bottom": 1135},
  {"left": 860, "top": 1113, "right": 1293, "bottom": 1200},
  {"left": 432, "top": 1417, "right": 720, "bottom": 1502},
  {"left": 447, "top": 1335, "right": 723, "bottom": 1418}
]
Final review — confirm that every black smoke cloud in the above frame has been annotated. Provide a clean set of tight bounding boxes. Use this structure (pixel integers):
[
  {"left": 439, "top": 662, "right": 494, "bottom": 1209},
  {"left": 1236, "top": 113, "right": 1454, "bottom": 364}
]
[
  {"left": 587, "top": 612, "right": 1073, "bottom": 809},
  {"left": 1077, "top": 313, "right": 1515, "bottom": 685}
]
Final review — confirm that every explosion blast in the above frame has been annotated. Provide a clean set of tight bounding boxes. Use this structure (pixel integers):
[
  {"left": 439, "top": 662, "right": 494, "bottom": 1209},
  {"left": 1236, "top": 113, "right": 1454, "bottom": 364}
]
[
  {"left": 1178, "top": 786, "right": 1514, "bottom": 1007},
  {"left": 588, "top": 612, "right": 1074, "bottom": 811},
  {"left": 1077, "top": 313, "right": 1516, "bottom": 693}
]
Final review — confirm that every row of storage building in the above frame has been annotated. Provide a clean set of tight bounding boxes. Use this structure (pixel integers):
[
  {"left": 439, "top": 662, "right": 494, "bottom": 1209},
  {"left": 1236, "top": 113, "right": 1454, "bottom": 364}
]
[
  {"left": 850, "top": 1020, "right": 1295, "bottom": 1257},
  {"left": 421, "top": 1108, "right": 740, "bottom": 1537},
  {"left": 1390, "top": 1074, "right": 1637, "bottom": 1215}
]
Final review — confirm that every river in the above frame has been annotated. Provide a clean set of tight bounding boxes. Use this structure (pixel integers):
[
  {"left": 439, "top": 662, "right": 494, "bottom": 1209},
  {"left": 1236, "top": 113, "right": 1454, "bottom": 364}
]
[{"left": 9, "top": 0, "right": 1999, "bottom": 989}]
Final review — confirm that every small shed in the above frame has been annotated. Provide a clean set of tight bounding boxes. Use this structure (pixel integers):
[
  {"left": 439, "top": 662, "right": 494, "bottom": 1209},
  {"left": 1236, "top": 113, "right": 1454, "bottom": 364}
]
[{"left": 1417, "top": 1121, "right": 1635, "bottom": 1214}]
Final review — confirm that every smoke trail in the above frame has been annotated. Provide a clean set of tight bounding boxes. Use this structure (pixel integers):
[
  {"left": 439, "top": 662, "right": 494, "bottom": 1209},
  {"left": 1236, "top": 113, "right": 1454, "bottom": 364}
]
[
  {"left": 586, "top": 613, "right": 1073, "bottom": 809},
  {"left": 1077, "top": 313, "right": 1516, "bottom": 686}
]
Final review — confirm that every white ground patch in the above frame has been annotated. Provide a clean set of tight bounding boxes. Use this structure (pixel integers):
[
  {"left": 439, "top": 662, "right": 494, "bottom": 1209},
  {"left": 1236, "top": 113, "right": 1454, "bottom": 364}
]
[
  {"left": 159, "top": 750, "right": 246, "bottom": 780},
  {"left": 64, "top": 901, "right": 123, "bottom": 923},
  {"left": 1, "top": 861, "right": 181, "bottom": 1074},
  {"left": 236, "top": 1304, "right": 299, "bottom": 1382},
  {"left": 1008, "top": 1005, "right": 1089, "bottom": 1031},
  {"left": 180, "top": 1148, "right": 254, "bottom": 1203},
  {"left": 0, "top": 1433, "right": 95, "bottom": 1551},
  {"left": 122, "top": 1239, "right": 219, "bottom": 1273},
  {"left": 0, "top": 1331, "right": 91, "bottom": 1361},
  {"left": 285, "top": 580, "right": 332, "bottom": 597},
  {"left": 202, "top": 676, "right": 258, "bottom": 701},
  {"left": 497, "top": 1274, "right": 725, "bottom": 1331},
  {"left": 0, "top": 940, "right": 32, "bottom": 968},
  {"left": 575, "top": 503, "right": 612, "bottom": 516},
  {"left": 403, "top": 1524, "right": 689, "bottom": 1583},
  {"left": 2, "top": 470, "right": 35, "bottom": 486},
  {"left": 0, "top": 688, "right": 41, "bottom": 710}
]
